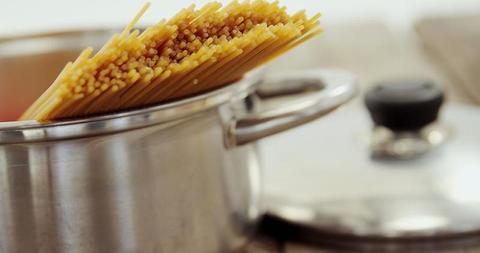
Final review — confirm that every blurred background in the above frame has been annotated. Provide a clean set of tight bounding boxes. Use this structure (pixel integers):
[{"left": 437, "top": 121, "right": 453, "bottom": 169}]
[
  {"left": 1, "top": 0, "right": 480, "bottom": 34},
  {"left": 1, "top": 0, "right": 479, "bottom": 102}
]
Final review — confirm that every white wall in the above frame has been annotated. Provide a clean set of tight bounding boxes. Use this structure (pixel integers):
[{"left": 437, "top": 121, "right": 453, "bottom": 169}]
[{"left": 1, "top": 0, "right": 480, "bottom": 36}]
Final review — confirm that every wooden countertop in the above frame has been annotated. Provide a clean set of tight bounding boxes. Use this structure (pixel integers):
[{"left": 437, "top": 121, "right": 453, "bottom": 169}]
[{"left": 248, "top": 16, "right": 480, "bottom": 253}]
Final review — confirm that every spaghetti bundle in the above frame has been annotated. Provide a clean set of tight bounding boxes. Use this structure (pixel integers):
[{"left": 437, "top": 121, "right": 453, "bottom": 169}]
[{"left": 20, "top": 0, "right": 321, "bottom": 121}]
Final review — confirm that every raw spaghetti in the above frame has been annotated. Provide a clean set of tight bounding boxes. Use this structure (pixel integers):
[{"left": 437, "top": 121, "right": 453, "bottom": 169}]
[{"left": 20, "top": 0, "right": 322, "bottom": 121}]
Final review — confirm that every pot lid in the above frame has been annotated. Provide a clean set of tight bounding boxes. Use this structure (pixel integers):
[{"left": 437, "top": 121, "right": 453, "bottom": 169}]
[{"left": 259, "top": 80, "right": 480, "bottom": 247}]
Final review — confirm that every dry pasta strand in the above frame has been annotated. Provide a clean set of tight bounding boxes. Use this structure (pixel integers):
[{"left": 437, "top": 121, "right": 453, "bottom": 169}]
[{"left": 20, "top": 0, "right": 322, "bottom": 121}]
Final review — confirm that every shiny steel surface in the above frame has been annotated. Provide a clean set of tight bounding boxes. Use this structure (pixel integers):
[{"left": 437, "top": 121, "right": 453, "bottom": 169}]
[
  {"left": 228, "top": 69, "right": 357, "bottom": 147},
  {"left": 0, "top": 30, "right": 357, "bottom": 252},
  {"left": 261, "top": 103, "right": 480, "bottom": 243},
  {"left": 369, "top": 124, "right": 450, "bottom": 159},
  {"left": 0, "top": 114, "right": 259, "bottom": 252}
]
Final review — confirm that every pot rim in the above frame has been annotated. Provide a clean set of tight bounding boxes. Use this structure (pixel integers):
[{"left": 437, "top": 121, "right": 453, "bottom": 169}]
[
  {"left": 0, "top": 28, "right": 264, "bottom": 144},
  {"left": 0, "top": 71, "right": 262, "bottom": 144}
]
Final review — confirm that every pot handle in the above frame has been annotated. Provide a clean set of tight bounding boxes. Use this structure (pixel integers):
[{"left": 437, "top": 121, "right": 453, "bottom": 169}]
[{"left": 227, "top": 68, "right": 357, "bottom": 147}]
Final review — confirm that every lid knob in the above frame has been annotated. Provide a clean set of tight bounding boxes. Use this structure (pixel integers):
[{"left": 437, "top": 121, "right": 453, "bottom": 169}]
[{"left": 364, "top": 80, "right": 444, "bottom": 131}]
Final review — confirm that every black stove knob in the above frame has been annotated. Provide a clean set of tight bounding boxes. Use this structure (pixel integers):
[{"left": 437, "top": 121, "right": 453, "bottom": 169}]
[{"left": 364, "top": 80, "right": 444, "bottom": 131}]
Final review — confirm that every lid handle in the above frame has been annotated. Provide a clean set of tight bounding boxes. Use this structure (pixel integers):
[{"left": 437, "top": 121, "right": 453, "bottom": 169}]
[{"left": 364, "top": 80, "right": 445, "bottom": 131}]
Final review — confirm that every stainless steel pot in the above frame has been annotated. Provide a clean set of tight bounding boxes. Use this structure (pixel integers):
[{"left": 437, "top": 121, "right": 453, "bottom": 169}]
[{"left": 0, "top": 30, "right": 356, "bottom": 252}]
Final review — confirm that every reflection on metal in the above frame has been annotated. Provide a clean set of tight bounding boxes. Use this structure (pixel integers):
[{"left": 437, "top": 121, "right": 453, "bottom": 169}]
[
  {"left": 228, "top": 69, "right": 357, "bottom": 147},
  {"left": 260, "top": 103, "right": 480, "bottom": 247},
  {"left": 370, "top": 123, "right": 450, "bottom": 160},
  {"left": 384, "top": 215, "right": 449, "bottom": 232}
]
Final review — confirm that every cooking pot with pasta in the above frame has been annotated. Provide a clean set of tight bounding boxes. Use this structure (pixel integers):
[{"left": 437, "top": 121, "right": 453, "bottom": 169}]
[{"left": 0, "top": 30, "right": 356, "bottom": 252}]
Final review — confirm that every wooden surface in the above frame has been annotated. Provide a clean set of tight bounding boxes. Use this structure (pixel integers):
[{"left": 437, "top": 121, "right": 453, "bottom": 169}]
[
  {"left": 417, "top": 14, "right": 480, "bottom": 104},
  {"left": 246, "top": 18, "right": 480, "bottom": 253}
]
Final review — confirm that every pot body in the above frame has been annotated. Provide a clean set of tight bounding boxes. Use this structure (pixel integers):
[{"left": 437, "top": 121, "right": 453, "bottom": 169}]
[{"left": 0, "top": 106, "right": 260, "bottom": 253}]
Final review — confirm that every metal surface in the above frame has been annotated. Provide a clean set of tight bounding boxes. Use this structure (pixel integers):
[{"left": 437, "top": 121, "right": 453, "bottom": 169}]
[
  {"left": 370, "top": 124, "right": 449, "bottom": 159},
  {"left": 0, "top": 30, "right": 356, "bottom": 252},
  {"left": 261, "top": 103, "right": 480, "bottom": 245},
  {"left": 0, "top": 114, "right": 260, "bottom": 252},
  {"left": 228, "top": 69, "right": 357, "bottom": 147}
]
